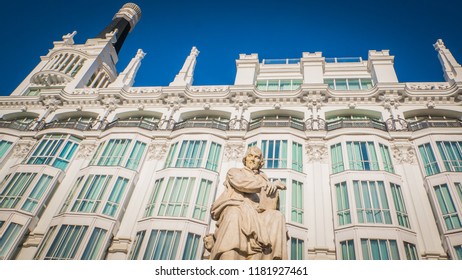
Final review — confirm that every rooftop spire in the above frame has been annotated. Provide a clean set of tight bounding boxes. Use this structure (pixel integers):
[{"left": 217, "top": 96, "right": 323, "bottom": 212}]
[
  {"left": 434, "top": 39, "right": 462, "bottom": 83},
  {"left": 170, "top": 47, "right": 200, "bottom": 86},
  {"left": 96, "top": 3, "right": 142, "bottom": 54}
]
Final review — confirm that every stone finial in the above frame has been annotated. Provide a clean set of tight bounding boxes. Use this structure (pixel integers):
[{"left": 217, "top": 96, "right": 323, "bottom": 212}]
[
  {"left": 433, "top": 39, "right": 446, "bottom": 51},
  {"left": 169, "top": 47, "right": 200, "bottom": 86},
  {"left": 190, "top": 46, "right": 200, "bottom": 57},
  {"left": 110, "top": 49, "right": 146, "bottom": 88},
  {"left": 62, "top": 31, "right": 77, "bottom": 45}
]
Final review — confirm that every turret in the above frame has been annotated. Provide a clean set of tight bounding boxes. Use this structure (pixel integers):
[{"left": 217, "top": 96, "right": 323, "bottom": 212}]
[
  {"left": 96, "top": 3, "right": 142, "bottom": 54},
  {"left": 10, "top": 3, "right": 142, "bottom": 96}
]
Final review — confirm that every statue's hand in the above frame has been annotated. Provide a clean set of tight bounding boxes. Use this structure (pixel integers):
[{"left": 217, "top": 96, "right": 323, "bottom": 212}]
[
  {"left": 265, "top": 182, "right": 278, "bottom": 196},
  {"left": 273, "top": 179, "right": 287, "bottom": 190}
]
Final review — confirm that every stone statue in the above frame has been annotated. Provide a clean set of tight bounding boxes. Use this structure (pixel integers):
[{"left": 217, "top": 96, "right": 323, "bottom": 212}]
[{"left": 205, "top": 146, "right": 288, "bottom": 260}]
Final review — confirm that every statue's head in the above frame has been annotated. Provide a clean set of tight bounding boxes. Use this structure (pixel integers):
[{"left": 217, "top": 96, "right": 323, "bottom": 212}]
[{"left": 242, "top": 146, "right": 264, "bottom": 170}]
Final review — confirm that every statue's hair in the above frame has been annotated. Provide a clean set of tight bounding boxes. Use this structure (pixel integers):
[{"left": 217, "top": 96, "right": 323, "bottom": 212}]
[{"left": 242, "top": 146, "right": 265, "bottom": 168}]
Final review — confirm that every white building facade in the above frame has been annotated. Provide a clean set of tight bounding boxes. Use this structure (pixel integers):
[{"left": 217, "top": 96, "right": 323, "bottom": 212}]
[{"left": 0, "top": 3, "right": 462, "bottom": 260}]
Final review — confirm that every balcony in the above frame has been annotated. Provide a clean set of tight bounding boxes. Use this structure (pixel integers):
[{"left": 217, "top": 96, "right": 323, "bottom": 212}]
[
  {"left": 408, "top": 119, "right": 462, "bottom": 131},
  {"left": 0, "top": 119, "right": 33, "bottom": 131},
  {"left": 248, "top": 118, "right": 305, "bottom": 131},
  {"left": 43, "top": 120, "right": 92, "bottom": 131},
  {"left": 326, "top": 119, "right": 387, "bottom": 131},
  {"left": 172, "top": 119, "right": 229, "bottom": 131},
  {"left": 105, "top": 118, "right": 158, "bottom": 131}
]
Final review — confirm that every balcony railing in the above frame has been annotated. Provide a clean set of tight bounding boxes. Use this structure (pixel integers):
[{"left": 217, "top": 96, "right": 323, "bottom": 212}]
[
  {"left": 43, "top": 120, "right": 93, "bottom": 131},
  {"left": 325, "top": 57, "right": 363, "bottom": 63},
  {"left": 172, "top": 119, "right": 229, "bottom": 131},
  {"left": 105, "top": 119, "right": 159, "bottom": 131},
  {"left": 0, "top": 119, "right": 33, "bottom": 131},
  {"left": 326, "top": 119, "right": 387, "bottom": 131},
  {"left": 408, "top": 119, "right": 462, "bottom": 131},
  {"left": 261, "top": 58, "right": 300, "bottom": 65},
  {"left": 248, "top": 118, "right": 305, "bottom": 131}
]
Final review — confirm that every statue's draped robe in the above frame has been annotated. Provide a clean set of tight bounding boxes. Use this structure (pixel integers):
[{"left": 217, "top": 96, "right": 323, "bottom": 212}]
[{"left": 210, "top": 167, "right": 288, "bottom": 260}]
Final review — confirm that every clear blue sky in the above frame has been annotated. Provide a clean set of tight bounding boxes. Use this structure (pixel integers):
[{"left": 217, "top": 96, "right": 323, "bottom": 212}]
[{"left": 1, "top": 0, "right": 461, "bottom": 96}]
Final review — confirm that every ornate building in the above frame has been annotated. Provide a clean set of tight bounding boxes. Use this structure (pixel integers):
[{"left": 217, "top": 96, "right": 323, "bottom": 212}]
[{"left": 0, "top": 3, "right": 462, "bottom": 260}]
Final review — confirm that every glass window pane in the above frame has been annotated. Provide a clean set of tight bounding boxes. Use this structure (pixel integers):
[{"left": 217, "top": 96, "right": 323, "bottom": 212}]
[
  {"left": 81, "top": 228, "right": 107, "bottom": 260},
  {"left": 335, "top": 79, "right": 347, "bottom": 90},
  {"left": 45, "top": 225, "right": 88, "bottom": 260},
  {"left": 361, "top": 79, "right": 373, "bottom": 89},
  {"left": 0, "top": 223, "right": 23, "bottom": 258},
  {"left": 348, "top": 79, "right": 361, "bottom": 90}
]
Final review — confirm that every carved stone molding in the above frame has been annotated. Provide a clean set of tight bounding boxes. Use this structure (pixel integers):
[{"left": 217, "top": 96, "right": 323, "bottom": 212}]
[
  {"left": 231, "top": 93, "right": 253, "bottom": 110},
  {"left": 165, "top": 95, "right": 185, "bottom": 111},
  {"left": 148, "top": 140, "right": 169, "bottom": 160},
  {"left": 303, "top": 95, "right": 323, "bottom": 110},
  {"left": 392, "top": 142, "right": 416, "bottom": 164},
  {"left": 305, "top": 141, "right": 328, "bottom": 163},
  {"left": 190, "top": 86, "right": 229, "bottom": 93},
  {"left": 41, "top": 96, "right": 62, "bottom": 111},
  {"left": 224, "top": 142, "right": 245, "bottom": 161},
  {"left": 107, "top": 237, "right": 131, "bottom": 254},
  {"left": 406, "top": 82, "right": 451, "bottom": 90},
  {"left": 101, "top": 96, "right": 121, "bottom": 111},
  {"left": 22, "top": 233, "right": 44, "bottom": 248},
  {"left": 76, "top": 142, "right": 97, "bottom": 160},
  {"left": 13, "top": 140, "right": 35, "bottom": 159}
]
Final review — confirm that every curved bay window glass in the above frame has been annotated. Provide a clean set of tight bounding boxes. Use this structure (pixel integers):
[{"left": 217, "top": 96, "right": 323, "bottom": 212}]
[
  {"left": 39, "top": 224, "right": 108, "bottom": 260},
  {"left": 390, "top": 183, "right": 410, "bottom": 228},
  {"left": 143, "top": 177, "right": 214, "bottom": 221},
  {"left": 61, "top": 175, "right": 130, "bottom": 218},
  {"left": 143, "top": 230, "right": 181, "bottom": 260},
  {"left": 335, "top": 182, "right": 351, "bottom": 225},
  {"left": 164, "top": 140, "right": 222, "bottom": 171},
  {"left": 433, "top": 183, "right": 461, "bottom": 230},
  {"left": 354, "top": 180, "right": 392, "bottom": 224},
  {"left": 26, "top": 134, "right": 80, "bottom": 171},
  {"left": 0, "top": 140, "right": 13, "bottom": 160},
  {"left": 436, "top": 141, "right": 462, "bottom": 172},
  {"left": 44, "top": 225, "right": 88, "bottom": 260},
  {"left": 182, "top": 233, "right": 201, "bottom": 260},
  {"left": 340, "top": 240, "right": 356, "bottom": 260},
  {"left": 262, "top": 140, "right": 287, "bottom": 168},
  {"left": 0, "top": 222, "right": 23, "bottom": 259},
  {"left": 0, "top": 172, "right": 55, "bottom": 215},
  {"left": 455, "top": 245, "right": 462, "bottom": 260},
  {"left": 330, "top": 143, "right": 344, "bottom": 174},
  {"left": 361, "top": 239, "right": 400, "bottom": 260},
  {"left": 346, "top": 141, "right": 379, "bottom": 171},
  {"left": 418, "top": 143, "right": 441, "bottom": 176},
  {"left": 290, "top": 237, "right": 304, "bottom": 260},
  {"left": 90, "top": 139, "right": 147, "bottom": 170}
]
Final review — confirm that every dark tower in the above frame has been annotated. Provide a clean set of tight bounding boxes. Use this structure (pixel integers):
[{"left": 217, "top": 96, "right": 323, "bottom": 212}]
[{"left": 96, "top": 3, "right": 142, "bottom": 54}]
